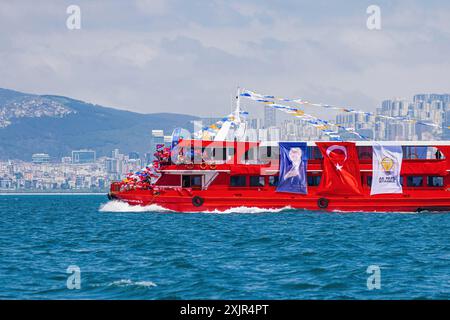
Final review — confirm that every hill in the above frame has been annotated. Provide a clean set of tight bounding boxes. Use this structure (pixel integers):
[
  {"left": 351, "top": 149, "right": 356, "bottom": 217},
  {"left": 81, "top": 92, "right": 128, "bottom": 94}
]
[{"left": 0, "top": 88, "right": 197, "bottom": 160}]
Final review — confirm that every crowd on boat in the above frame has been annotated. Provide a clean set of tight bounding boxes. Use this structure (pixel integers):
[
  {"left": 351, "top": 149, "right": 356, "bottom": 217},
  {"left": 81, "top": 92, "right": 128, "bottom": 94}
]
[{"left": 118, "top": 145, "right": 171, "bottom": 191}]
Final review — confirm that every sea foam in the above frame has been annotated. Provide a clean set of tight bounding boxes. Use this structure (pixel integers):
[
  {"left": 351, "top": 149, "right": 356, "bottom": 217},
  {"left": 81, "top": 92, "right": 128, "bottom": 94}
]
[
  {"left": 99, "top": 200, "right": 172, "bottom": 213},
  {"left": 204, "top": 206, "right": 294, "bottom": 214},
  {"left": 99, "top": 200, "right": 294, "bottom": 214},
  {"left": 92, "top": 279, "right": 157, "bottom": 288},
  {"left": 110, "top": 279, "right": 157, "bottom": 287}
]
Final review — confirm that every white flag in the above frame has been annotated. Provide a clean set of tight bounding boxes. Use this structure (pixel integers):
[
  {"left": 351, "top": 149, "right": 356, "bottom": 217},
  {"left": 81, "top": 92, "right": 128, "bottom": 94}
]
[{"left": 371, "top": 145, "right": 403, "bottom": 195}]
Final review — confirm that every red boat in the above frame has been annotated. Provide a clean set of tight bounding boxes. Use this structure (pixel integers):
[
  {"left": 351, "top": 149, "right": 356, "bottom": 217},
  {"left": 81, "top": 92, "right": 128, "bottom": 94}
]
[{"left": 108, "top": 139, "right": 450, "bottom": 212}]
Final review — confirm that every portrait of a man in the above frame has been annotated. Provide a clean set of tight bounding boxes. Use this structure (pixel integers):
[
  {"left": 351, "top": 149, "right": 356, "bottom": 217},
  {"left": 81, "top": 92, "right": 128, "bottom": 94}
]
[{"left": 276, "top": 143, "right": 308, "bottom": 194}]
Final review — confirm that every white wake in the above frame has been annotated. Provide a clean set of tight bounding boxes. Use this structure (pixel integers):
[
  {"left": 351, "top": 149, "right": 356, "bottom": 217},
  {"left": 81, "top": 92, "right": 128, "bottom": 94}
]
[
  {"left": 99, "top": 200, "right": 294, "bottom": 214},
  {"left": 205, "top": 206, "right": 294, "bottom": 214},
  {"left": 99, "top": 200, "right": 173, "bottom": 213}
]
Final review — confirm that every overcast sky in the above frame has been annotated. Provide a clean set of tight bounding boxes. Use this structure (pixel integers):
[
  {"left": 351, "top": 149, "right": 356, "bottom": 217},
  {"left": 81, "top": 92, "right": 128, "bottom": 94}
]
[{"left": 0, "top": 0, "right": 449, "bottom": 118}]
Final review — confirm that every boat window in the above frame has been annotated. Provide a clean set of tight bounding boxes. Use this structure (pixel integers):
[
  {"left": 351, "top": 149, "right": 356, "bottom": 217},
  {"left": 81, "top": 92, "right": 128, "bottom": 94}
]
[
  {"left": 221, "top": 148, "right": 227, "bottom": 161},
  {"left": 358, "top": 146, "right": 372, "bottom": 161},
  {"left": 307, "top": 147, "right": 323, "bottom": 160},
  {"left": 259, "top": 146, "right": 278, "bottom": 164},
  {"left": 182, "top": 175, "right": 190, "bottom": 187},
  {"left": 250, "top": 176, "right": 265, "bottom": 187},
  {"left": 192, "top": 176, "right": 202, "bottom": 188},
  {"left": 307, "top": 175, "right": 321, "bottom": 186},
  {"left": 407, "top": 176, "right": 424, "bottom": 187},
  {"left": 230, "top": 175, "right": 246, "bottom": 187},
  {"left": 243, "top": 148, "right": 260, "bottom": 164},
  {"left": 209, "top": 147, "right": 226, "bottom": 161},
  {"left": 244, "top": 150, "right": 249, "bottom": 161},
  {"left": 427, "top": 176, "right": 444, "bottom": 187},
  {"left": 402, "top": 146, "right": 445, "bottom": 160},
  {"left": 434, "top": 149, "right": 444, "bottom": 160},
  {"left": 202, "top": 148, "right": 213, "bottom": 162},
  {"left": 403, "top": 146, "right": 425, "bottom": 159},
  {"left": 182, "top": 175, "right": 202, "bottom": 188},
  {"left": 269, "top": 176, "right": 279, "bottom": 187},
  {"left": 193, "top": 147, "right": 203, "bottom": 163}
]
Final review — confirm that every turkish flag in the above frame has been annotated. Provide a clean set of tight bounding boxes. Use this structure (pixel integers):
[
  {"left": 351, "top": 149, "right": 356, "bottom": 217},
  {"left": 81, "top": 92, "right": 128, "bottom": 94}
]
[{"left": 316, "top": 142, "right": 363, "bottom": 196}]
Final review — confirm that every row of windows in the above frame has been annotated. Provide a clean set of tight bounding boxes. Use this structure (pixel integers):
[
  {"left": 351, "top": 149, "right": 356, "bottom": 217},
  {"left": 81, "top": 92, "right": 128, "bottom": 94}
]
[
  {"left": 230, "top": 176, "right": 278, "bottom": 187},
  {"left": 180, "top": 174, "right": 445, "bottom": 189},
  {"left": 229, "top": 175, "right": 445, "bottom": 188},
  {"left": 193, "top": 146, "right": 445, "bottom": 162},
  {"left": 230, "top": 175, "right": 320, "bottom": 187},
  {"left": 366, "top": 176, "right": 444, "bottom": 187},
  {"left": 304, "top": 146, "right": 444, "bottom": 161}
]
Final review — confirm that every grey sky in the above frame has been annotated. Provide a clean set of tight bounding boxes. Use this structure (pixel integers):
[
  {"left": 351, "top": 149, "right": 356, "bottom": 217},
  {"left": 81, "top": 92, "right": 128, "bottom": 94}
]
[{"left": 0, "top": 0, "right": 449, "bottom": 119}]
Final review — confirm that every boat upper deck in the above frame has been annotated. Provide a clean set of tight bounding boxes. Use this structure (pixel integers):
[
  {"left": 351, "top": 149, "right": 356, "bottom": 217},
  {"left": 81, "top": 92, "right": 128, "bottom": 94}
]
[{"left": 166, "top": 140, "right": 450, "bottom": 167}]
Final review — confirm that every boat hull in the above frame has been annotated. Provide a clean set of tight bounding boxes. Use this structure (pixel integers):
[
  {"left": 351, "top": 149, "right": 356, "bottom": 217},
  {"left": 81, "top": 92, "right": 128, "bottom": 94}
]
[{"left": 108, "top": 188, "right": 450, "bottom": 213}]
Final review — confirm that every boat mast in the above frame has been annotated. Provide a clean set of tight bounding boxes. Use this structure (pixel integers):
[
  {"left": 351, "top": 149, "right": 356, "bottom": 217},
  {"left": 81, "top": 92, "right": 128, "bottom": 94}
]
[
  {"left": 234, "top": 86, "right": 242, "bottom": 123},
  {"left": 214, "top": 87, "right": 244, "bottom": 141}
]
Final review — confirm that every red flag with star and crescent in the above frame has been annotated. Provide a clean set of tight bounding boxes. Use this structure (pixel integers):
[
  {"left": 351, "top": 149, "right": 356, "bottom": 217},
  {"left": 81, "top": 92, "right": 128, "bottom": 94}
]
[{"left": 316, "top": 142, "right": 363, "bottom": 196}]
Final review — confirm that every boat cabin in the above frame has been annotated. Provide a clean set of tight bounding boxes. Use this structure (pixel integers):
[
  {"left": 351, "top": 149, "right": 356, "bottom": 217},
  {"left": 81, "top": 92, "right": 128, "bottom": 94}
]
[{"left": 154, "top": 140, "right": 450, "bottom": 192}]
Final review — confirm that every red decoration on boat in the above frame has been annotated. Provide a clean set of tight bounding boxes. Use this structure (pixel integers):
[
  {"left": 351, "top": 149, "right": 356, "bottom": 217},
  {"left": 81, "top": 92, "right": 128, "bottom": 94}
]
[{"left": 316, "top": 142, "right": 364, "bottom": 196}]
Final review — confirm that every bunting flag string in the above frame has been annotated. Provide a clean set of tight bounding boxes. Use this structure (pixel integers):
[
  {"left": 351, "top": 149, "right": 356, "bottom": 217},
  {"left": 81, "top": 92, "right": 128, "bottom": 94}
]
[
  {"left": 241, "top": 91, "right": 369, "bottom": 140},
  {"left": 241, "top": 89, "right": 443, "bottom": 129},
  {"left": 272, "top": 102, "right": 368, "bottom": 140}
]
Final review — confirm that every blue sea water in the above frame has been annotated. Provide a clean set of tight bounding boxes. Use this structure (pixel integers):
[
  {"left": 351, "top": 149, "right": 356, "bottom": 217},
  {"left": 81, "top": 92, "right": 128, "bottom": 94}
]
[{"left": 0, "top": 194, "right": 449, "bottom": 300}]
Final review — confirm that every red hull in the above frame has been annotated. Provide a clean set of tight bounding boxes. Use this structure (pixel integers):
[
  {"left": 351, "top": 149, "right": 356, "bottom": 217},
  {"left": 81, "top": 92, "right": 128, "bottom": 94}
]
[{"left": 108, "top": 187, "right": 450, "bottom": 212}]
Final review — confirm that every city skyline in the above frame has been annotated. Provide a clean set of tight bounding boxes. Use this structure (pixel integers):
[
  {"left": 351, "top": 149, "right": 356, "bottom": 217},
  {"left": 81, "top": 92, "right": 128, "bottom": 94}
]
[
  {"left": 0, "top": 147, "right": 147, "bottom": 192},
  {"left": 2, "top": 90, "right": 449, "bottom": 163}
]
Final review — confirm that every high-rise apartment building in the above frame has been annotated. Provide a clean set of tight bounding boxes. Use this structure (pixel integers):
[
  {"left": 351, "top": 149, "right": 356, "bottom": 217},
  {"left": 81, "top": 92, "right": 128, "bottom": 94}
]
[
  {"left": 32, "top": 153, "right": 50, "bottom": 164},
  {"left": 72, "top": 149, "right": 96, "bottom": 164},
  {"left": 264, "top": 105, "right": 277, "bottom": 128}
]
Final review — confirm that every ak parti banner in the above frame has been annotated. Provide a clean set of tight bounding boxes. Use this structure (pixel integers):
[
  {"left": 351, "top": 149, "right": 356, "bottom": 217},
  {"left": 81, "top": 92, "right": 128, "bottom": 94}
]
[{"left": 316, "top": 142, "right": 363, "bottom": 196}]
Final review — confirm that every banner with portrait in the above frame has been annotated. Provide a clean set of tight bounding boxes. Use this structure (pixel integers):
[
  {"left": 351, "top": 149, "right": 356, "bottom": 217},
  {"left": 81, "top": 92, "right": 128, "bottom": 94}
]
[
  {"left": 371, "top": 144, "right": 403, "bottom": 195},
  {"left": 276, "top": 142, "right": 308, "bottom": 194}
]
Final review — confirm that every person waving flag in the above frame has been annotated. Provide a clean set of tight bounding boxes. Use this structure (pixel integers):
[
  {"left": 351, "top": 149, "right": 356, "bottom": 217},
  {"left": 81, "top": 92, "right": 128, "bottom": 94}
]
[{"left": 316, "top": 142, "right": 363, "bottom": 196}]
